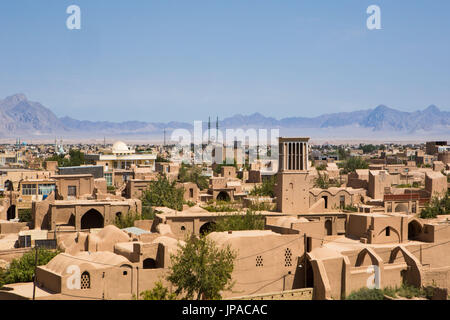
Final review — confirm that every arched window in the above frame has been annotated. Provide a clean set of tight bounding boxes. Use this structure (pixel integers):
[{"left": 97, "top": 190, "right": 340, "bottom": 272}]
[
  {"left": 81, "top": 271, "right": 90, "bottom": 289},
  {"left": 143, "top": 258, "right": 157, "bottom": 269},
  {"left": 81, "top": 209, "right": 104, "bottom": 230},
  {"left": 199, "top": 222, "right": 216, "bottom": 235},
  {"left": 216, "top": 191, "right": 230, "bottom": 202}
]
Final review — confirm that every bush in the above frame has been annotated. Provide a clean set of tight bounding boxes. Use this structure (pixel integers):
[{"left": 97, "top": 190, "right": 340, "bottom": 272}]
[
  {"left": 140, "top": 281, "right": 177, "bottom": 300},
  {"left": 345, "top": 287, "right": 386, "bottom": 300},
  {"left": 45, "top": 149, "right": 85, "bottom": 167},
  {"left": 343, "top": 205, "right": 358, "bottom": 212},
  {"left": 214, "top": 209, "right": 265, "bottom": 232},
  {"left": 18, "top": 209, "right": 32, "bottom": 223},
  {"left": 249, "top": 176, "right": 276, "bottom": 198},
  {"left": 179, "top": 164, "right": 209, "bottom": 190},
  {"left": 213, "top": 159, "right": 238, "bottom": 175},
  {"left": 315, "top": 164, "right": 327, "bottom": 171},
  {"left": 114, "top": 211, "right": 142, "bottom": 229},
  {"left": 345, "top": 284, "right": 434, "bottom": 300},
  {"left": 313, "top": 172, "right": 342, "bottom": 189},
  {"left": 0, "top": 248, "right": 59, "bottom": 288},
  {"left": 420, "top": 192, "right": 450, "bottom": 219},
  {"left": 248, "top": 202, "right": 276, "bottom": 212},
  {"left": 201, "top": 201, "right": 241, "bottom": 213},
  {"left": 185, "top": 201, "right": 196, "bottom": 207},
  {"left": 142, "top": 206, "right": 157, "bottom": 220},
  {"left": 339, "top": 157, "right": 369, "bottom": 174},
  {"left": 114, "top": 208, "right": 157, "bottom": 229}
]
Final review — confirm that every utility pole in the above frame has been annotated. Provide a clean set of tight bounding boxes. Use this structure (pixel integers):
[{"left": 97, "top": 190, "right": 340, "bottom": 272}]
[
  {"left": 136, "top": 266, "right": 139, "bottom": 300},
  {"left": 303, "top": 233, "right": 307, "bottom": 287},
  {"left": 32, "top": 246, "right": 39, "bottom": 300}
]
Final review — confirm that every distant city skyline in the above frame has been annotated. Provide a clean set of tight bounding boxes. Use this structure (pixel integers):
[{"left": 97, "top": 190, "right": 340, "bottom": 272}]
[{"left": 0, "top": 0, "right": 449, "bottom": 122}]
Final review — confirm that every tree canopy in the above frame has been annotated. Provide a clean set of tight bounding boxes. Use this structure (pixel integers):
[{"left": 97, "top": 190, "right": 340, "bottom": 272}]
[
  {"left": 141, "top": 174, "right": 185, "bottom": 211},
  {"left": 339, "top": 157, "right": 369, "bottom": 174},
  {"left": 167, "top": 235, "right": 236, "bottom": 300},
  {"left": 420, "top": 192, "right": 450, "bottom": 219},
  {"left": 249, "top": 176, "right": 276, "bottom": 198},
  {"left": 45, "top": 149, "right": 85, "bottom": 167},
  {"left": 213, "top": 209, "right": 265, "bottom": 232},
  {"left": 0, "top": 248, "right": 59, "bottom": 288},
  {"left": 179, "top": 164, "right": 209, "bottom": 190}
]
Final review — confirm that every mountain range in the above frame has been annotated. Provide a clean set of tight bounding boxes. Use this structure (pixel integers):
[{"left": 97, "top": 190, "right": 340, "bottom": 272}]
[{"left": 0, "top": 93, "right": 449, "bottom": 141}]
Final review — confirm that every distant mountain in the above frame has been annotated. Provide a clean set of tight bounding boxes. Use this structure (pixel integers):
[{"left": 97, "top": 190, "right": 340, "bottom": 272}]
[
  {"left": 0, "top": 94, "right": 66, "bottom": 136},
  {"left": 0, "top": 93, "right": 449, "bottom": 140}
]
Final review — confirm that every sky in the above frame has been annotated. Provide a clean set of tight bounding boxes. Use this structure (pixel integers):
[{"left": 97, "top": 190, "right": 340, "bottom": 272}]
[{"left": 0, "top": 0, "right": 449, "bottom": 123}]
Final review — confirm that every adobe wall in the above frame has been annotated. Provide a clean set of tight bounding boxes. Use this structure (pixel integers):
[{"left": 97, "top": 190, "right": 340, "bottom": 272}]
[
  {"left": 219, "top": 233, "right": 303, "bottom": 299},
  {"left": 276, "top": 172, "right": 311, "bottom": 214}
]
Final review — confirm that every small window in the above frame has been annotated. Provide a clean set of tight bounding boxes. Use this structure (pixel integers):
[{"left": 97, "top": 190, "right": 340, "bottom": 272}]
[
  {"left": 339, "top": 196, "right": 345, "bottom": 209},
  {"left": 68, "top": 186, "right": 77, "bottom": 197},
  {"left": 322, "top": 196, "right": 328, "bottom": 209},
  {"left": 22, "top": 184, "right": 37, "bottom": 196},
  {"left": 256, "top": 256, "right": 263, "bottom": 267},
  {"left": 306, "top": 237, "right": 312, "bottom": 253},
  {"left": 285, "top": 248, "right": 293, "bottom": 267},
  {"left": 181, "top": 226, "right": 186, "bottom": 231},
  {"left": 386, "top": 227, "right": 391, "bottom": 237},
  {"left": 123, "top": 271, "right": 128, "bottom": 276},
  {"left": 81, "top": 271, "right": 90, "bottom": 289}
]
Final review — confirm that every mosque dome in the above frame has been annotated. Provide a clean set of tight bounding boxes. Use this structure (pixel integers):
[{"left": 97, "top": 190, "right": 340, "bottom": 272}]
[{"left": 112, "top": 141, "right": 130, "bottom": 153}]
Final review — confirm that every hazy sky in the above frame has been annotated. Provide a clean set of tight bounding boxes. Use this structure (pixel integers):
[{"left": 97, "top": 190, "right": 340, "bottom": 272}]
[{"left": 0, "top": 0, "right": 449, "bottom": 122}]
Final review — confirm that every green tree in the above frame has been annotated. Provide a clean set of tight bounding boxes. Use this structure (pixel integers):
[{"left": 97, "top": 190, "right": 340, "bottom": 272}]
[
  {"left": 0, "top": 248, "right": 59, "bottom": 287},
  {"left": 339, "top": 157, "right": 369, "bottom": 174},
  {"left": 314, "top": 171, "right": 330, "bottom": 189},
  {"left": 45, "top": 149, "right": 85, "bottom": 167},
  {"left": 249, "top": 176, "right": 276, "bottom": 198},
  {"left": 156, "top": 155, "right": 170, "bottom": 163},
  {"left": 214, "top": 209, "right": 265, "bottom": 232},
  {"left": 214, "top": 159, "right": 237, "bottom": 175},
  {"left": 140, "top": 281, "right": 177, "bottom": 300},
  {"left": 179, "top": 164, "right": 209, "bottom": 190},
  {"left": 114, "top": 211, "right": 142, "bottom": 229},
  {"left": 167, "top": 235, "right": 236, "bottom": 300},
  {"left": 18, "top": 209, "right": 32, "bottom": 223},
  {"left": 337, "top": 147, "right": 350, "bottom": 161},
  {"left": 141, "top": 174, "right": 184, "bottom": 211},
  {"left": 360, "top": 144, "right": 378, "bottom": 154},
  {"left": 420, "top": 192, "right": 450, "bottom": 219}
]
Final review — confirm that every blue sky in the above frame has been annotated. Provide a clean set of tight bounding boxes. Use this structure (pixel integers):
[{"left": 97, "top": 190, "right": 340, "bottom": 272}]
[{"left": 0, "top": 0, "right": 449, "bottom": 122}]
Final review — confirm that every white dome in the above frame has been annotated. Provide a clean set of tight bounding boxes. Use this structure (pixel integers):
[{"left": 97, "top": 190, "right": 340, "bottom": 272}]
[{"left": 112, "top": 141, "right": 130, "bottom": 153}]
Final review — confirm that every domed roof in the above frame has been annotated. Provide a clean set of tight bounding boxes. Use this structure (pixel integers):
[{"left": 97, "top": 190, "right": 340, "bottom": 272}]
[{"left": 112, "top": 141, "right": 130, "bottom": 153}]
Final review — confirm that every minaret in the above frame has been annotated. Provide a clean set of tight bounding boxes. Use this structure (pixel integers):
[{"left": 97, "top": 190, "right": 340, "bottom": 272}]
[
  {"left": 208, "top": 117, "right": 211, "bottom": 144},
  {"left": 163, "top": 128, "right": 166, "bottom": 147},
  {"left": 216, "top": 116, "right": 219, "bottom": 142}
]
